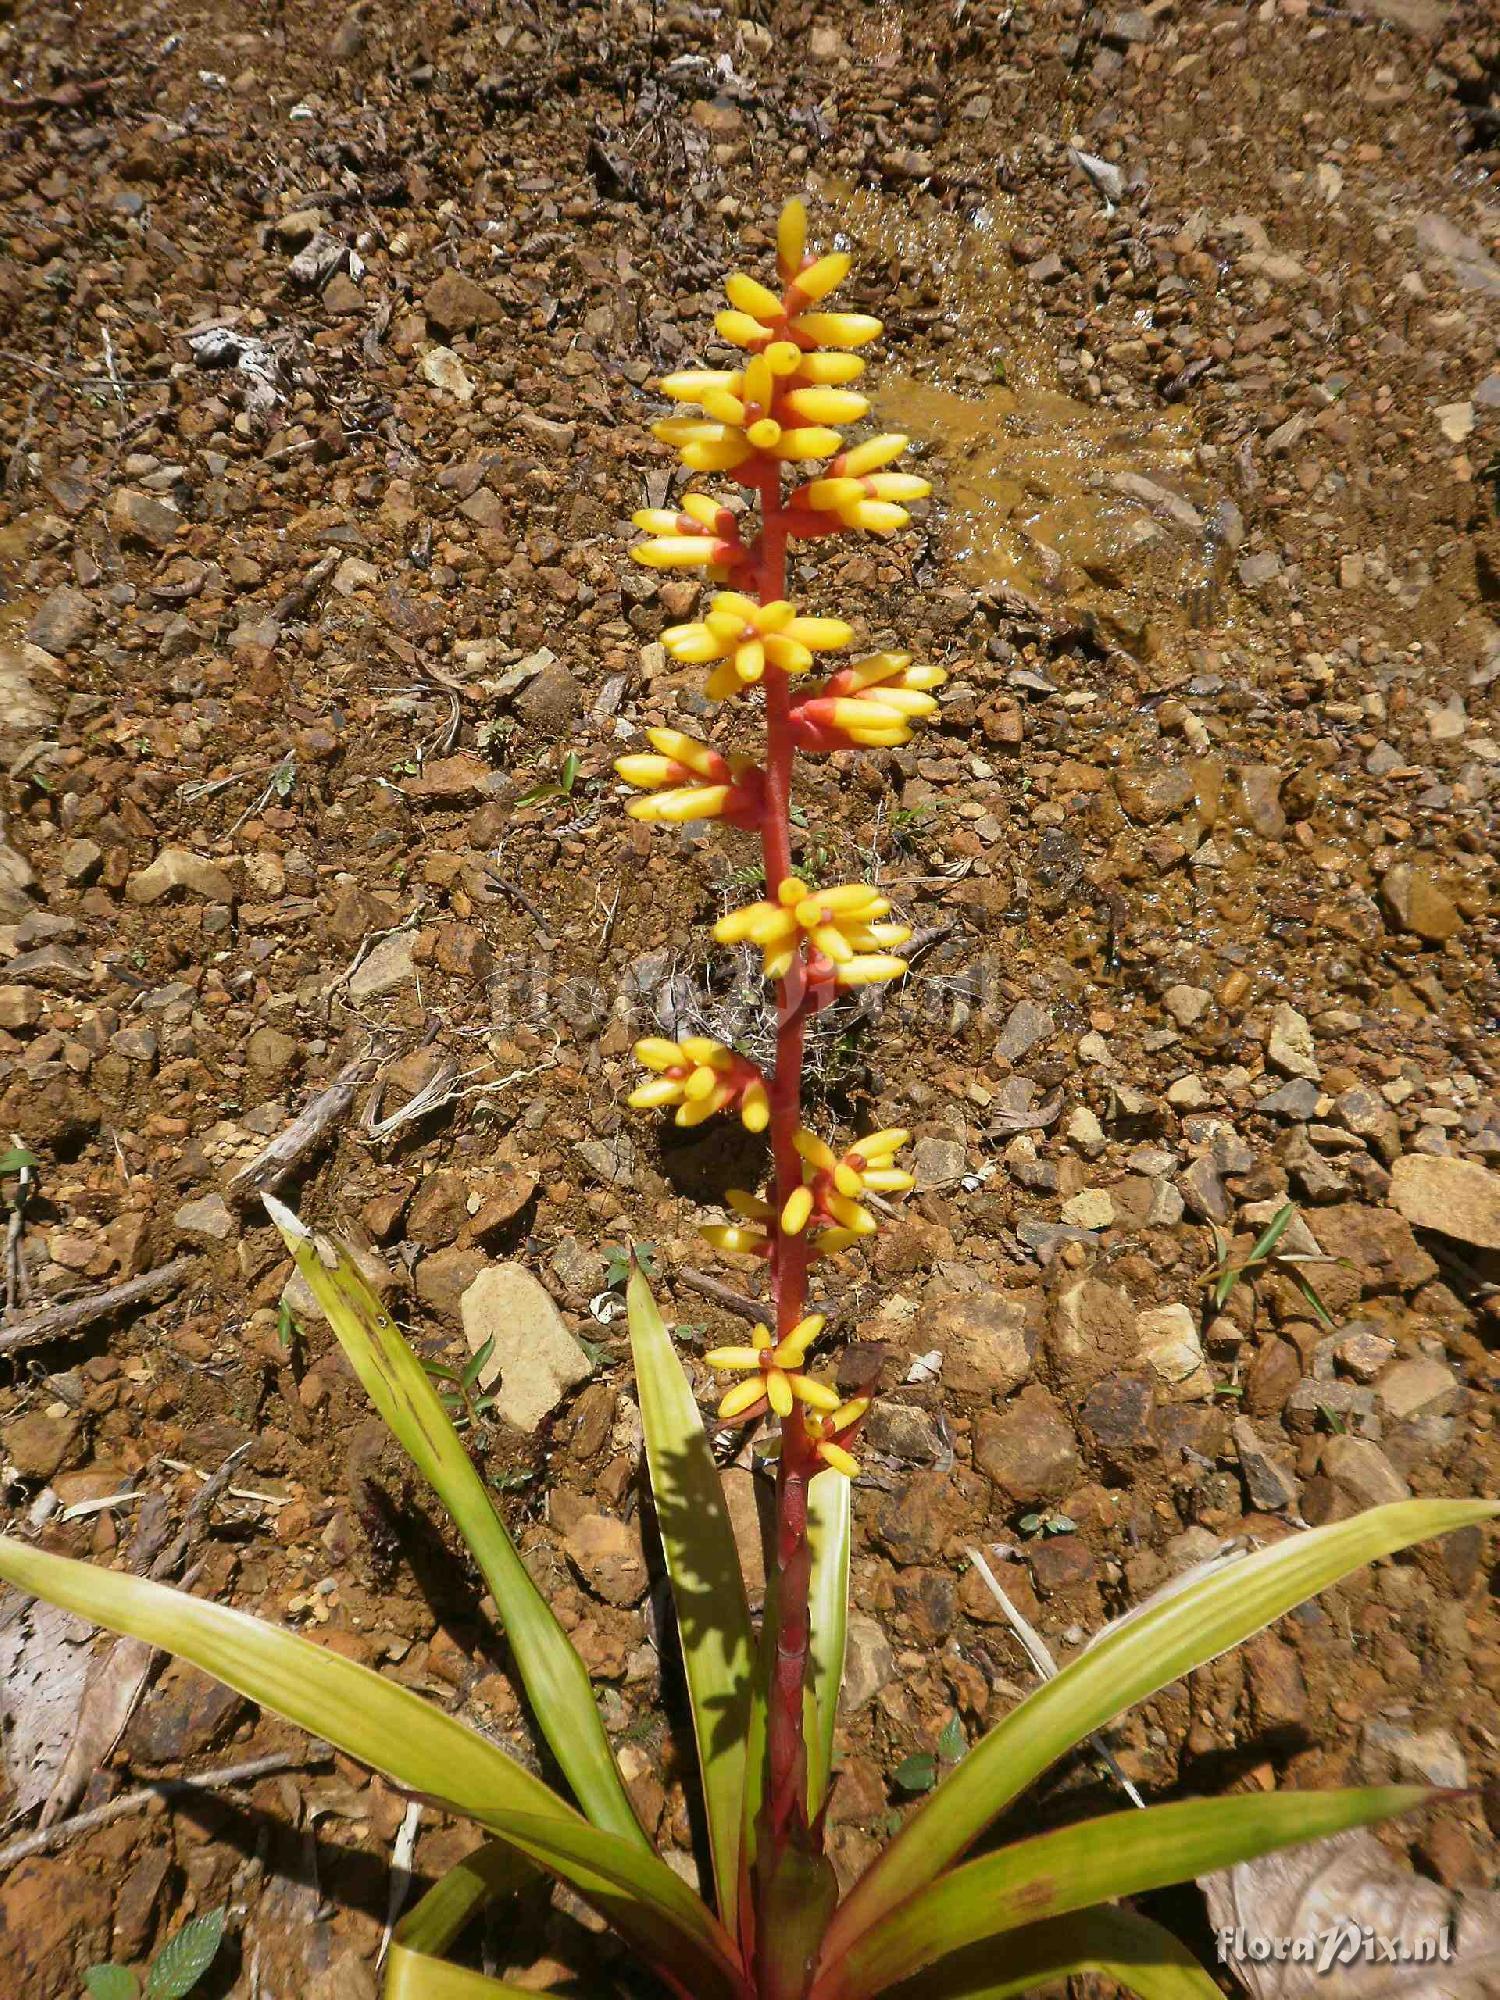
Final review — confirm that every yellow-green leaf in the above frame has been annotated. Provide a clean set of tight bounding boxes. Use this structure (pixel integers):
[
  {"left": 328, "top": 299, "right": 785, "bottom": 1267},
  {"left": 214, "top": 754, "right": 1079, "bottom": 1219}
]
[
  {"left": 627, "top": 1267, "right": 752, "bottom": 1932},
  {"left": 823, "top": 1497, "right": 1498, "bottom": 1964},
  {"left": 265, "top": 1198, "right": 645, "bottom": 1852},
  {"left": 385, "top": 1843, "right": 543, "bottom": 1999},
  {"left": 874, "top": 1907, "right": 1222, "bottom": 2000},
  {"left": 0, "top": 1537, "right": 748, "bottom": 2000},
  {"left": 823, "top": 1786, "right": 1429, "bottom": 1997},
  {"left": 806, "top": 1465, "right": 850, "bottom": 1818}
]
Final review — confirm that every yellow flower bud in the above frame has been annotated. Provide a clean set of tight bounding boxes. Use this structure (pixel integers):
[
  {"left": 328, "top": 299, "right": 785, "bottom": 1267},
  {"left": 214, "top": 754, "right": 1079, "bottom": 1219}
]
[
  {"left": 726, "top": 271, "right": 783, "bottom": 321},
  {"left": 782, "top": 387, "right": 869, "bottom": 425},
  {"left": 789, "top": 250, "right": 851, "bottom": 303},
  {"left": 776, "top": 198, "right": 808, "bottom": 283},
  {"left": 790, "top": 311, "right": 883, "bottom": 348}
]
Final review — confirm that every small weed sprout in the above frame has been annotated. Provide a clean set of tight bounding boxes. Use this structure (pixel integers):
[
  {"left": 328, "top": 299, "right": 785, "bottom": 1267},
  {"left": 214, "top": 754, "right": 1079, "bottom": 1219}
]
[{"left": 0, "top": 205, "right": 1491, "bottom": 2000}]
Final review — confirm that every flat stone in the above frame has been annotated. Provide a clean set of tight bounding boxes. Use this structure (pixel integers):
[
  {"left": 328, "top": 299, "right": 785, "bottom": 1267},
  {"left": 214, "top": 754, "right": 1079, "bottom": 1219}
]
[
  {"left": 1380, "top": 864, "right": 1460, "bottom": 943},
  {"left": 996, "top": 998, "right": 1053, "bottom": 1063},
  {"left": 1376, "top": 1357, "right": 1458, "bottom": 1422},
  {"left": 421, "top": 345, "right": 474, "bottom": 402},
  {"left": 460, "top": 1264, "right": 594, "bottom": 1433},
  {"left": 1231, "top": 1417, "right": 1299, "bottom": 1511},
  {"left": 0, "top": 986, "right": 42, "bottom": 1031},
  {"left": 1361, "top": 1719, "right": 1467, "bottom": 1790},
  {"left": 974, "top": 1386, "right": 1081, "bottom": 1503},
  {"left": 1136, "top": 1302, "right": 1213, "bottom": 1400},
  {"left": 26, "top": 586, "right": 97, "bottom": 656},
  {"left": 348, "top": 931, "right": 417, "bottom": 1001},
  {"left": 1080, "top": 1371, "right": 1156, "bottom": 1453},
  {"left": 842, "top": 1615, "right": 894, "bottom": 1709},
  {"left": 3, "top": 1409, "right": 79, "bottom": 1480},
  {"left": 911, "top": 1135, "right": 967, "bottom": 1191},
  {"left": 1061, "top": 1188, "right": 1114, "bottom": 1229},
  {"left": 124, "top": 1659, "right": 245, "bottom": 1763},
  {"left": 1319, "top": 1434, "right": 1411, "bottom": 1509},
  {"left": 110, "top": 487, "right": 183, "bottom": 550},
  {"left": 126, "top": 847, "right": 233, "bottom": 905},
  {"left": 425, "top": 266, "right": 507, "bottom": 334},
  {"left": 1266, "top": 1001, "right": 1319, "bottom": 1080},
  {"left": 515, "top": 657, "right": 582, "bottom": 737},
  {"left": 925, "top": 1285, "right": 1038, "bottom": 1398},
  {"left": 173, "top": 1193, "right": 236, "bottom": 1241},
  {"left": 1389, "top": 1154, "right": 1500, "bottom": 1250},
  {"left": 1163, "top": 983, "right": 1211, "bottom": 1028},
  {"left": 564, "top": 1514, "right": 649, "bottom": 1606}
]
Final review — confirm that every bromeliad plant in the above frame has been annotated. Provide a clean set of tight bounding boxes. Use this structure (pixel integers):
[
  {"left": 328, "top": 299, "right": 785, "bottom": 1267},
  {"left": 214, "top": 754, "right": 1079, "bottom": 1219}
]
[{"left": 0, "top": 204, "right": 1491, "bottom": 2000}]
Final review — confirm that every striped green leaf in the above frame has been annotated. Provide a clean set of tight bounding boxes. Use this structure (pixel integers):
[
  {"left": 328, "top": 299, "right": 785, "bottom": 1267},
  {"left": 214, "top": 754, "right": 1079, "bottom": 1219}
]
[
  {"left": 824, "top": 1786, "right": 1429, "bottom": 1996},
  {"left": 875, "top": 1907, "right": 1223, "bottom": 2000},
  {"left": 627, "top": 1267, "right": 753, "bottom": 1932},
  {"left": 0, "top": 1537, "right": 748, "bottom": 2000},
  {"left": 806, "top": 1465, "right": 850, "bottom": 1817},
  {"left": 266, "top": 1199, "right": 644, "bottom": 1852},
  {"left": 823, "top": 1497, "right": 1498, "bottom": 1964}
]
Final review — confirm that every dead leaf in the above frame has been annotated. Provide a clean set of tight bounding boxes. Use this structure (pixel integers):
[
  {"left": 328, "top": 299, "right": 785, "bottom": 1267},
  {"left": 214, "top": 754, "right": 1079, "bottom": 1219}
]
[
  {"left": 39, "top": 1635, "right": 154, "bottom": 1824},
  {"left": 0, "top": 1596, "right": 94, "bottom": 1814},
  {"left": 1203, "top": 1826, "right": 1500, "bottom": 1997}
]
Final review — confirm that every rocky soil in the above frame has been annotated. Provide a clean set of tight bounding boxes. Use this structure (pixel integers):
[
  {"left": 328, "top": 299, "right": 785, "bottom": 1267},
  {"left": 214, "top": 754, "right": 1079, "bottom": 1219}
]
[{"left": 0, "top": 0, "right": 1498, "bottom": 1992}]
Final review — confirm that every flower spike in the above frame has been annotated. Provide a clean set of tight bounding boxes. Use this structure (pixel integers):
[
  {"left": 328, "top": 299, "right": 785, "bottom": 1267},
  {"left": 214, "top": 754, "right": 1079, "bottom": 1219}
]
[{"left": 618, "top": 199, "right": 945, "bottom": 1869}]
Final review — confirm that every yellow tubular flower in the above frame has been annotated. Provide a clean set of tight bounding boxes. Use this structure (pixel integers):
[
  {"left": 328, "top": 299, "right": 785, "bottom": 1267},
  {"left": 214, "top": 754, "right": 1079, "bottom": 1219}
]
[
  {"left": 789, "top": 311, "right": 884, "bottom": 349},
  {"left": 777, "top": 198, "right": 808, "bottom": 284},
  {"left": 797, "top": 435, "right": 932, "bottom": 536},
  {"left": 664, "top": 592, "right": 852, "bottom": 698},
  {"left": 627, "top": 1034, "right": 769, "bottom": 1131},
  {"left": 716, "top": 878, "right": 910, "bottom": 986},
  {"left": 809, "top": 1396, "right": 871, "bottom": 1477},
  {"left": 791, "top": 652, "right": 948, "bottom": 753},
  {"left": 614, "top": 727, "right": 765, "bottom": 828},
  {"left": 706, "top": 1314, "right": 840, "bottom": 1423},
  {"left": 781, "top": 1125, "right": 915, "bottom": 1238},
  {"left": 631, "top": 492, "right": 744, "bottom": 571}
]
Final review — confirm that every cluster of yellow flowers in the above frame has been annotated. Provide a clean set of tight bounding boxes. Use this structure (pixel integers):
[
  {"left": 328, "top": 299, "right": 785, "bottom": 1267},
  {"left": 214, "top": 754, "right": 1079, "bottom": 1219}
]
[
  {"left": 705, "top": 1317, "right": 869, "bottom": 1477},
  {"left": 627, "top": 1035, "right": 769, "bottom": 1132},
  {"left": 715, "top": 879, "right": 909, "bottom": 988},
  {"left": 615, "top": 198, "right": 941, "bottom": 1480},
  {"left": 613, "top": 728, "right": 765, "bottom": 827}
]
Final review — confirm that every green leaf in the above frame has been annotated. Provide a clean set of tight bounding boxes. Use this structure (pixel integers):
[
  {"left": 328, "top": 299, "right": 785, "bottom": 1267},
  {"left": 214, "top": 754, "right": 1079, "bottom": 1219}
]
[
  {"left": 937, "top": 1715, "right": 966, "bottom": 1764},
  {"left": 0, "top": 1145, "right": 38, "bottom": 1176},
  {"left": 385, "top": 1842, "right": 545, "bottom": 1999},
  {"left": 822, "top": 1496, "right": 1498, "bottom": 1965},
  {"left": 626, "top": 1267, "right": 752, "bottom": 1934},
  {"left": 0, "top": 1539, "right": 747, "bottom": 2000},
  {"left": 85, "top": 1969, "right": 141, "bottom": 2000},
  {"left": 145, "top": 1908, "right": 227, "bottom": 1998},
  {"left": 1291, "top": 1267, "right": 1337, "bottom": 1330},
  {"left": 875, "top": 1907, "right": 1222, "bottom": 2000},
  {"left": 264, "top": 1200, "right": 645, "bottom": 1853},
  {"left": 892, "top": 1753, "right": 938, "bottom": 1796},
  {"left": 1245, "top": 1201, "right": 1296, "bottom": 1269},
  {"left": 825, "top": 1786, "right": 1429, "bottom": 1997},
  {"left": 805, "top": 1465, "right": 850, "bottom": 1818},
  {"left": 461, "top": 1336, "right": 495, "bottom": 1390}
]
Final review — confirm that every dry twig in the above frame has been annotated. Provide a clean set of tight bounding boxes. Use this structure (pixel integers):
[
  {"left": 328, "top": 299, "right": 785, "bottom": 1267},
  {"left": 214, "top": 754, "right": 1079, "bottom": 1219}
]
[{"left": 0, "top": 1257, "right": 199, "bottom": 1357}]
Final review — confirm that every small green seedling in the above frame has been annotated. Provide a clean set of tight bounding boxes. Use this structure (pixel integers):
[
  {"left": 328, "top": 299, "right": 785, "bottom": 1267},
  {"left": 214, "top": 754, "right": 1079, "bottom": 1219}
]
[
  {"left": 517, "top": 748, "right": 582, "bottom": 805},
  {"left": 602, "top": 1240, "right": 657, "bottom": 1289},
  {"left": 422, "top": 1338, "right": 499, "bottom": 1433},
  {"left": 1204, "top": 1200, "right": 1339, "bottom": 1328},
  {"left": 85, "top": 1906, "right": 226, "bottom": 2000}
]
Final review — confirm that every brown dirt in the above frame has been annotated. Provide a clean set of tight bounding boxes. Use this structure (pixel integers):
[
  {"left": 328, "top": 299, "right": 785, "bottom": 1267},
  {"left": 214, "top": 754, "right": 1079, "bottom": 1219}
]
[{"left": 0, "top": 0, "right": 1498, "bottom": 1992}]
